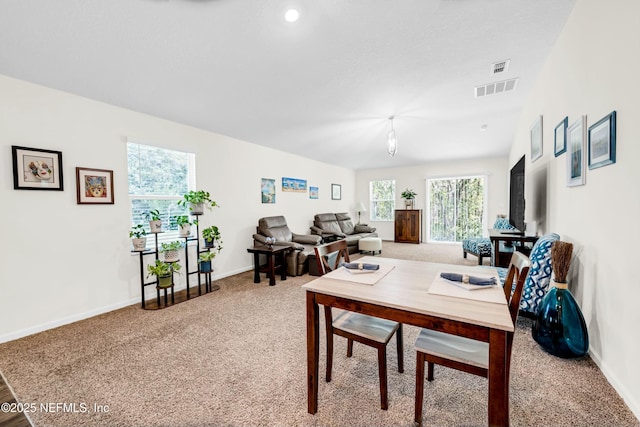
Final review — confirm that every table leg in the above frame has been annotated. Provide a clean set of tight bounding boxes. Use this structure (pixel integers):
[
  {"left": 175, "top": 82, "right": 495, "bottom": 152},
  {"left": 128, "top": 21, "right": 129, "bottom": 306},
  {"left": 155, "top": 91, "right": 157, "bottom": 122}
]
[
  {"left": 253, "top": 252, "right": 261, "bottom": 283},
  {"left": 306, "top": 291, "right": 319, "bottom": 414},
  {"left": 268, "top": 253, "right": 276, "bottom": 286},
  {"left": 488, "top": 328, "right": 509, "bottom": 427},
  {"left": 492, "top": 240, "right": 500, "bottom": 267},
  {"left": 280, "top": 252, "right": 287, "bottom": 281}
]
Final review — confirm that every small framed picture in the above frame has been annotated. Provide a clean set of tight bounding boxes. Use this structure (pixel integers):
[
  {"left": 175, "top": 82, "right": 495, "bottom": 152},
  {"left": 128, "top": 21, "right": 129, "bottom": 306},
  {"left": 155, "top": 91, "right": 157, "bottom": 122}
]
[
  {"left": 554, "top": 116, "right": 568, "bottom": 157},
  {"left": 530, "top": 115, "right": 543, "bottom": 162},
  {"left": 588, "top": 111, "right": 616, "bottom": 170},
  {"left": 76, "top": 167, "right": 114, "bottom": 204},
  {"left": 567, "top": 116, "right": 587, "bottom": 187},
  {"left": 12, "top": 145, "right": 64, "bottom": 191},
  {"left": 331, "top": 183, "right": 341, "bottom": 200}
]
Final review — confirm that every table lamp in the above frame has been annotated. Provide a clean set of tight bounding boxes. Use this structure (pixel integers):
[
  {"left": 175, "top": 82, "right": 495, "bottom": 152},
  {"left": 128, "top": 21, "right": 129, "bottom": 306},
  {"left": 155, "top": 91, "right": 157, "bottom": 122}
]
[{"left": 354, "top": 201, "right": 367, "bottom": 224}]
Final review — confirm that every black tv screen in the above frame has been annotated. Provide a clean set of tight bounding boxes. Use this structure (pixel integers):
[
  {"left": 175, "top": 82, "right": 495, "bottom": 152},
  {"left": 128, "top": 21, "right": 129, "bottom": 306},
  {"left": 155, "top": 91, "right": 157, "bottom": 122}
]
[{"left": 509, "top": 155, "right": 525, "bottom": 232}]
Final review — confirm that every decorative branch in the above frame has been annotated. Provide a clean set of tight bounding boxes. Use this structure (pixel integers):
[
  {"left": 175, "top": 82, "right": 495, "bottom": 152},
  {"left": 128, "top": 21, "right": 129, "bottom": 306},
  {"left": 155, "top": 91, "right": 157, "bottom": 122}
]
[{"left": 551, "top": 241, "right": 573, "bottom": 283}]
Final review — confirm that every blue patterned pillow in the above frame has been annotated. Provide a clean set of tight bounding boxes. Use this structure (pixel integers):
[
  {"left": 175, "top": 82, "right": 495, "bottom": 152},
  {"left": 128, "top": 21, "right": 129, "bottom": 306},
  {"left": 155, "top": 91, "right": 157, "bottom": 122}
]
[
  {"left": 493, "top": 217, "right": 515, "bottom": 230},
  {"left": 520, "top": 233, "right": 560, "bottom": 314}
]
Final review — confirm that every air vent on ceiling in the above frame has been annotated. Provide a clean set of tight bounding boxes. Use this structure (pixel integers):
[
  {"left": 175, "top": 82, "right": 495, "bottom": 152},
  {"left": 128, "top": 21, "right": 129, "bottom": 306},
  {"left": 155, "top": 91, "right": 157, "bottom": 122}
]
[
  {"left": 491, "top": 59, "right": 510, "bottom": 75},
  {"left": 475, "top": 78, "right": 519, "bottom": 98}
]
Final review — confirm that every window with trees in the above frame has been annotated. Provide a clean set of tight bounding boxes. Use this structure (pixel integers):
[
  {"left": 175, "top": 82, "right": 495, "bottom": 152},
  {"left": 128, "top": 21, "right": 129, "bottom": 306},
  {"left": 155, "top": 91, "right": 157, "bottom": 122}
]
[
  {"left": 127, "top": 140, "right": 195, "bottom": 247},
  {"left": 427, "top": 176, "right": 486, "bottom": 243},
  {"left": 369, "top": 180, "right": 395, "bottom": 221}
]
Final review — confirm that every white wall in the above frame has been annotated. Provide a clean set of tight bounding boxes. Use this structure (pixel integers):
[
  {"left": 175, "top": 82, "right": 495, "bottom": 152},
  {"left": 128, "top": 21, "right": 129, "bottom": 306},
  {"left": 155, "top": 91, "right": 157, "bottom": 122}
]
[
  {"left": 356, "top": 158, "right": 509, "bottom": 242},
  {"left": 509, "top": 0, "right": 640, "bottom": 418},
  {"left": 0, "top": 74, "right": 355, "bottom": 342}
]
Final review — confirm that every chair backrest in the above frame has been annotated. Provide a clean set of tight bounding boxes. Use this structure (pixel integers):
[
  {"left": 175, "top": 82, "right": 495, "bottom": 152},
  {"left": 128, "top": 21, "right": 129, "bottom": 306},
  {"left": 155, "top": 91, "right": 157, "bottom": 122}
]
[
  {"left": 257, "top": 216, "right": 293, "bottom": 243},
  {"left": 313, "top": 213, "right": 343, "bottom": 235},
  {"left": 314, "top": 240, "right": 350, "bottom": 275},
  {"left": 503, "top": 251, "right": 531, "bottom": 324},
  {"left": 493, "top": 216, "right": 515, "bottom": 230}
]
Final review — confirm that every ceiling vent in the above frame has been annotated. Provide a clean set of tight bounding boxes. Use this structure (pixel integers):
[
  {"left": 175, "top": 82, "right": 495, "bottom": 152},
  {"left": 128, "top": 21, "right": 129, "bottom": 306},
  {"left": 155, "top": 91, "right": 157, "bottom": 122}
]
[
  {"left": 475, "top": 78, "right": 519, "bottom": 98},
  {"left": 491, "top": 59, "right": 510, "bottom": 75}
]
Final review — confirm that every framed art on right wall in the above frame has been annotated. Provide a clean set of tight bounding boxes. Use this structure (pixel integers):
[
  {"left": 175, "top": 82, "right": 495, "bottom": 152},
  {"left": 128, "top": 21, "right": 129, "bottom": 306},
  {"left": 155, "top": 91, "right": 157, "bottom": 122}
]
[
  {"left": 554, "top": 116, "right": 568, "bottom": 157},
  {"left": 567, "top": 116, "right": 587, "bottom": 187},
  {"left": 588, "top": 110, "right": 616, "bottom": 169}
]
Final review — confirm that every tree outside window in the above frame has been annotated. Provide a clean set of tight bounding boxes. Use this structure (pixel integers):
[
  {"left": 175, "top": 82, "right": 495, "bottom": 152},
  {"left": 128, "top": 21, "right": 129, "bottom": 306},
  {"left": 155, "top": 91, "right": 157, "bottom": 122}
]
[{"left": 369, "top": 180, "right": 395, "bottom": 221}]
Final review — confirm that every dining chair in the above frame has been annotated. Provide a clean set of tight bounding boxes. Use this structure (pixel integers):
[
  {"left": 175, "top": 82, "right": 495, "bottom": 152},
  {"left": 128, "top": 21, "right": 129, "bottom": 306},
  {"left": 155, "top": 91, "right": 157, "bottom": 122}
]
[
  {"left": 314, "top": 240, "right": 404, "bottom": 410},
  {"left": 414, "top": 251, "right": 531, "bottom": 426}
]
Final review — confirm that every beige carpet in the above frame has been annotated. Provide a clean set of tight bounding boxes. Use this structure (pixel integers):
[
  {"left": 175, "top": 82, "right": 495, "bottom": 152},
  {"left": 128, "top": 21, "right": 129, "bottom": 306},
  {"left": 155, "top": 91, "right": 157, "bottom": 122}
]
[{"left": 0, "top": 241, "right": 637, "bottom": 427}]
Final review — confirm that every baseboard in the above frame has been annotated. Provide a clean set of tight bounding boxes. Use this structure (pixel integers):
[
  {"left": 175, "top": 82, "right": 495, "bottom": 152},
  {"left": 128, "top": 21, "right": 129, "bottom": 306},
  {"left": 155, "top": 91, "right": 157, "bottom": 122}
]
[
  {"left": 0, "top": 299, "right": 137, "bottom": 344},
  {"left": 0, "top": 265, "right": 255, "bottom": 344},
  {"left": 588, "top": 347, "right": 640, "bottom": 422}
]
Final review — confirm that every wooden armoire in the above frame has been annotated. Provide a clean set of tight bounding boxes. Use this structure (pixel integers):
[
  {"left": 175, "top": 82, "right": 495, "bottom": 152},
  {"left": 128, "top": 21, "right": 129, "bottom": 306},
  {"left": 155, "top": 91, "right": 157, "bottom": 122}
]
[{"left": 394, "top": 209, "right": 422, "bottom": 244}]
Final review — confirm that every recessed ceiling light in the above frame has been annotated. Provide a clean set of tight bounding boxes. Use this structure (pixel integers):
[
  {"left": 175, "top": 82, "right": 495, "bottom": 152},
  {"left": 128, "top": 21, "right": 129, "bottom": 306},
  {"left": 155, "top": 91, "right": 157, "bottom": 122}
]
[
  {"left": 284, "top": 9, "right": 299, "bottom": 23},
  {"left": 480, "top": 124, "right": 488, "bottom": 131}
]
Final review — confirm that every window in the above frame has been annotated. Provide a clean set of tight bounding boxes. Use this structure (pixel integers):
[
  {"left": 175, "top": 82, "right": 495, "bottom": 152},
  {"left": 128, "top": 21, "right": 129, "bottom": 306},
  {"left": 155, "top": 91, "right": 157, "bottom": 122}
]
[
  {"left": 127, "top": 140, "right": 195, "bottom": 247},
  {"left": 369, "top": 180, "right": 395, "bottom": 221},
  {"left": 427, "top": 176, "right": 486, "bottom": 243}
]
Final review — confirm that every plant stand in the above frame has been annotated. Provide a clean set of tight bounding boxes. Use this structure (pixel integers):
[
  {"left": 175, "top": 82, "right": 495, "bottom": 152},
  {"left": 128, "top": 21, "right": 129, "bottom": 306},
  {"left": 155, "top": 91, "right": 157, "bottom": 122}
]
[{"left": 132, "top": 212, "right": 220, "bottom": 310}]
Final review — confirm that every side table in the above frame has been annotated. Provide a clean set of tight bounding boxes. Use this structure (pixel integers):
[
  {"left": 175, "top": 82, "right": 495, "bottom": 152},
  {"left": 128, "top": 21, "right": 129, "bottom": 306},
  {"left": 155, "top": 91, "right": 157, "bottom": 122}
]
[{"left": 247, "top": 244, "right": 292, "bottom": 286}]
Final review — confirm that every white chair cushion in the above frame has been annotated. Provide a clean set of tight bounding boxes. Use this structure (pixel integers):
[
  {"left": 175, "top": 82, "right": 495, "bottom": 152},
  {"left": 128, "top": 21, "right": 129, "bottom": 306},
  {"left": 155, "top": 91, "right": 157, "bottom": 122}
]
[
  {"left": 414, "top": 328, "right": 488, "bottom": 369},
  {"left": 333, "top": 310, "right": 399, "bottom": 344}
]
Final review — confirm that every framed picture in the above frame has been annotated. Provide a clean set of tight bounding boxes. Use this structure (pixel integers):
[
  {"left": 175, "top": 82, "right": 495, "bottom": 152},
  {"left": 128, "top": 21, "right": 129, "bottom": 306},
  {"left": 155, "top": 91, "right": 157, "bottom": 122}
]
[
  {"left": 261, "top": 178, "right": 276, "bottom": 203},
  {"left": 530, "top": 115, "right": 543, "bottom": 162},
  {"left": 282, "top": 177, "right": 307, "bottom": 193},
  {"left": 588, "top": 110, "right": 616, "bottom": 170},
  {"left": 567, "top": 116, "right": 587, "bottom": 187},
  {"left": 331, "top": 184, "right": 341, "bottom": 200},
  {"left": 76, "top": 167, "right": 114, "bottom": 204},
  {"left": 554, "top": 116, "right": 568, "bottom": 157},
  {"left": 309, "top": 186, "right": 319, "bottom": 199},
  {"left": 11, "top": 145, "right": 64, "bottom": 191}
]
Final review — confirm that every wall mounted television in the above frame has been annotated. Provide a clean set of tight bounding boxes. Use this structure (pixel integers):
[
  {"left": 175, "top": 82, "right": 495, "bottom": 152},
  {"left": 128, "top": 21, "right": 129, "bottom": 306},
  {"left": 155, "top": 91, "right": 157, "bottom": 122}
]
[{"left": 509, "top": 155, "right": 526, "bottom": 232}]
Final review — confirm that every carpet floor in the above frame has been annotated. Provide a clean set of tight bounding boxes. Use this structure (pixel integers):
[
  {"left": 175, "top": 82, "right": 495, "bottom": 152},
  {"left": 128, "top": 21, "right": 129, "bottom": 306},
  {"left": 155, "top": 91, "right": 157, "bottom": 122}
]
[{"left": 0, "top": 241, "right": 637, "bottom": 427}]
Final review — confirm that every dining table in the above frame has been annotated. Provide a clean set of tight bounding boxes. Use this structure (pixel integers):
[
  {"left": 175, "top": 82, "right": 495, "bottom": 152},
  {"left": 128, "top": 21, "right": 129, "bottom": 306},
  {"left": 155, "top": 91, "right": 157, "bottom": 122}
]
[{"left": 302, "top": 256, "right": 514, "bottom": 427}]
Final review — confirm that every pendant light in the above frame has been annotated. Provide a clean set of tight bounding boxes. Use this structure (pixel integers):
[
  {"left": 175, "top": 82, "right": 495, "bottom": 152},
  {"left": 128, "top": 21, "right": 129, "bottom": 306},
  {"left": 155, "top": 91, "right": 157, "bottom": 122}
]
[{"left": 387, "top": 116, "right": 397, "bottom": 156}]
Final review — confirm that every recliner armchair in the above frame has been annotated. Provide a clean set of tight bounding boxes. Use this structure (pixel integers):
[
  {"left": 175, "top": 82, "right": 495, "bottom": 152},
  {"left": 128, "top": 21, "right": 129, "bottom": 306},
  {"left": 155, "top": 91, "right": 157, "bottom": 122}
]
[
  {"left": 310, "top": 212, "right": 378, "bottom": 254},
  {"left": 253, "top": 216, "right": 321, "bottom": 276}
]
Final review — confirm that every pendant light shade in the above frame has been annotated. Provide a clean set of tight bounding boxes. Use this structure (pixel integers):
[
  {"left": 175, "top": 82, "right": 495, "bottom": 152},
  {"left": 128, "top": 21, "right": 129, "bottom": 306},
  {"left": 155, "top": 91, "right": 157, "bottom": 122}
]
[{"left": 387, "top": 116, "right": 397, "bottom": 156}]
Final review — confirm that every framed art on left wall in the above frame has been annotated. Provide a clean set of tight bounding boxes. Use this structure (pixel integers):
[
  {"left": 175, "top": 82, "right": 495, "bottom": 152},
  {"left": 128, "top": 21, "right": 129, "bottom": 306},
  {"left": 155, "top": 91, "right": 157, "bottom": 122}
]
[
  {"left": 76, "top": 167, "right": 114, "bottom": 204},
  {"left": 12, "top": 145, "right": 64, "bottom": 191}
]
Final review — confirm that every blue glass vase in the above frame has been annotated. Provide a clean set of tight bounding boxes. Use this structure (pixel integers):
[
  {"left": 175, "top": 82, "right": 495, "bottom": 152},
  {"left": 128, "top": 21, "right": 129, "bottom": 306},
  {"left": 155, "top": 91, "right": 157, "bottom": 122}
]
[{"left": 532, "top": 281, "right": 589, "bottom": 358}]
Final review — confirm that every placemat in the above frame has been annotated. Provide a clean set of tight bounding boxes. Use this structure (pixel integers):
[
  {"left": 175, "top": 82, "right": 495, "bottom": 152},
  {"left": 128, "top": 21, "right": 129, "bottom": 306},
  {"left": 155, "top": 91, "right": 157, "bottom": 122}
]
[
  {"left": 427, "top": 272, "right": 506, "bottom": 305},
  {"left": 322, "top": 263, "right": 395, "bottom": 285}
]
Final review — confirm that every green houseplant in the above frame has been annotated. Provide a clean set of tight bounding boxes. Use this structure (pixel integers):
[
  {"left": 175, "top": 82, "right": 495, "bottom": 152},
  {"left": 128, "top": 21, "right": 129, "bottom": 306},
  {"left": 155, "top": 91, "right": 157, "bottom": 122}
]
[
  {"left": 198, "top": 251, "right": 217, "bottom": 273},
  {"left": 177, "top": 190, "right": 218, "bottom": 214},
  {"left": 174, "top": 215, "right": 194, "bottom": 237},
  {"left": 129, "top": 224, "right": 147, "bottom": 251},
  {"left": 144, "top": 209, "right": 163, "bottom": 232},
  {"left": 202, "top": 225, "right": 223, "bottom": 251},
  {"left": 401, "top": 188, "right": 417, "bottom": 209},
  {"left": 146, "top": 260, "right": 181, "bottom": 288},
  {"left": 161, "top": 240, "right": 184, "bottom": 262}
]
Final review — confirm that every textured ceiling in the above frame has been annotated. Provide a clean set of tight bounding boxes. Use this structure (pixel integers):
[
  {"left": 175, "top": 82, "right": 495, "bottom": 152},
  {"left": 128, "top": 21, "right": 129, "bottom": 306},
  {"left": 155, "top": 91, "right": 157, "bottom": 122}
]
[{"left": 0, "top": 0, "right": 576, "bottom": 170}]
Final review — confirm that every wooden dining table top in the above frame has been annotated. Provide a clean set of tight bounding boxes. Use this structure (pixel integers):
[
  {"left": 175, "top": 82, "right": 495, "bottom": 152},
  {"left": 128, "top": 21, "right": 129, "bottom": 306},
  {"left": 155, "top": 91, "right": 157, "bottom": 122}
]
[{"left": 302, "top": 256, "right": 513, "bottom": 332}]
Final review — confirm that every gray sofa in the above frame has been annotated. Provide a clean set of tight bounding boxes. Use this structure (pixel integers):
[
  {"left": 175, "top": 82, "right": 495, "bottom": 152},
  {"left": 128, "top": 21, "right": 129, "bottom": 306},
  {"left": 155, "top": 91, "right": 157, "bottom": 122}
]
[
  {"left": 310, "top": 212, "right": 378, "bottom": 254},
  {"left": 253, "top": 216, "right": 321, "bottom": 276}
]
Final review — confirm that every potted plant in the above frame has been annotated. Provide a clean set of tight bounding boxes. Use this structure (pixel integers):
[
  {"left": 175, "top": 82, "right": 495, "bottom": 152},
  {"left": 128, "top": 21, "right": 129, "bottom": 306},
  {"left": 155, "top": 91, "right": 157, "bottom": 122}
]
[
  {"left": 161, "top": 240, "right": 184, "bottom": 262},
  {"left": 198, "top": 251, "right": 217, "bottom": 273},
  {"left": 401, "top": 188, "right": 417, "bottom": 209},
  {"left": 177, "top": 190, "right": 218, "bottom": 215},
  {"left": 174, "top": 215, "right": 193, "bottom": 237},
  {"left": 144, "top": 209, "right": 163, "bottom": 232},
  {"left": 129, "top": 224, "right": 147, "bottom": 251},
  {"left": 146, "top": 260, "right": 181, "bottom": 288},
  {"left": 202, "top": 225, "right": 223, "bottom": 250}
]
